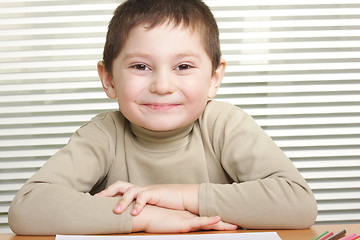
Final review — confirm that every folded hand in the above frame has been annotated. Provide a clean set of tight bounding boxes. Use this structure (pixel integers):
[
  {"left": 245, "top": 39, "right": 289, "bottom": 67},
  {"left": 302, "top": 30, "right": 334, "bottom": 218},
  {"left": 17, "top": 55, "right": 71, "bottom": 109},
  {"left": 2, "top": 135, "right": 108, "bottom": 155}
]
[{"left": 95, "top": 181, "right": 199, "bottom": 216}]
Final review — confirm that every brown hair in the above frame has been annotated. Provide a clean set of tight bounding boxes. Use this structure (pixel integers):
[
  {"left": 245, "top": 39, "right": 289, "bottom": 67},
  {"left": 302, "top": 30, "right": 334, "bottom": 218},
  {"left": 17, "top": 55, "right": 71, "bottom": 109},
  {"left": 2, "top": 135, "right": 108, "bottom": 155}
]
[{"left": 103, "top": 0, "right": 221, "bottom": 76}]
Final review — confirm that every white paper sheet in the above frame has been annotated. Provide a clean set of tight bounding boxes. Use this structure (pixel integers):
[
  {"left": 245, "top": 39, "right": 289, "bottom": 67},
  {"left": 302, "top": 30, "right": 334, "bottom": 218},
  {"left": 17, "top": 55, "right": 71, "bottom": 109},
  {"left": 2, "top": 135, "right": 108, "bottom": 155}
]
[{"left": 56, "top": 232, "right": 282, "bottom": 240}]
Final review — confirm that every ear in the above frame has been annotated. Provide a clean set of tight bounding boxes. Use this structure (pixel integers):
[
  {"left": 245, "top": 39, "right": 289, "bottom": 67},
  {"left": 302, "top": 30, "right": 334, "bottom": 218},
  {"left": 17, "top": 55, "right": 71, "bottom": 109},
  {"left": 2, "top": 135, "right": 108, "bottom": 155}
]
[
  {"left": 97, "top": 61, "right": 117, "bottom": 99},
  {"left": 208, "top": 58, "right": 226, "bottom": 99}
]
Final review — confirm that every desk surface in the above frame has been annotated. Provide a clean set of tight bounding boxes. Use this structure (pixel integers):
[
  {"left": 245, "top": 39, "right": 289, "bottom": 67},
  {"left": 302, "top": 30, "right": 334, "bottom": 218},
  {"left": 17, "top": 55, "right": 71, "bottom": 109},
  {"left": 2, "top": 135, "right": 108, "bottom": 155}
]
[{"left": 1, "top": 224, "right": 359, "bottom": 240}]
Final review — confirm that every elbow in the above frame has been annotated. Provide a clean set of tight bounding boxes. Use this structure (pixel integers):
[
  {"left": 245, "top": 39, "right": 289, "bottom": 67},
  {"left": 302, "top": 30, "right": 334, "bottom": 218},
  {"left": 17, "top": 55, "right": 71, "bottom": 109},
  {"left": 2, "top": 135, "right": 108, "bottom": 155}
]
[
  {"left": 282, "top": 179, "right": 318, "bottom": 229},
  {"left": 295, "top": 193, "right": 318, "bottom": 229},
  {"left": 294, "top": 182, "right": 318, "bottom": 229},
  {"left": 8, "top": 193, "right": 39, "bottom": 235},
  {"left": 269, "top": 194, "right": 318, "bottom": 229},
  {"left": 8, "top": 200, "right": 25, "bottom": 235},
  {"left": 269, "top": 187, "right": 318, "bottom": 229},
  {"left": 280, "top": 190, "right": 318, "bottom": 229}
]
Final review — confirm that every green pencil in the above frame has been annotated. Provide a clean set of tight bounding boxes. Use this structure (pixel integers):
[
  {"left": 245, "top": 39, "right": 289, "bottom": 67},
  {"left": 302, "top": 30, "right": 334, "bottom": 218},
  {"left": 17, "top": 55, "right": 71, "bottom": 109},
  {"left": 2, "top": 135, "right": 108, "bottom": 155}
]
[{"left": 313, "top": 231, "right": 329, "bottom": 240}]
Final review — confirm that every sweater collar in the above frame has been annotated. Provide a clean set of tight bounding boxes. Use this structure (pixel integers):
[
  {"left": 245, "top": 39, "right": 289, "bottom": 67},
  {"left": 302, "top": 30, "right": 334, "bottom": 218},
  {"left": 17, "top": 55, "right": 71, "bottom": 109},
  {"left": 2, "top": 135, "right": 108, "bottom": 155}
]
[{"left": 129, "top": 123, "right": 194, "bottom": 151}]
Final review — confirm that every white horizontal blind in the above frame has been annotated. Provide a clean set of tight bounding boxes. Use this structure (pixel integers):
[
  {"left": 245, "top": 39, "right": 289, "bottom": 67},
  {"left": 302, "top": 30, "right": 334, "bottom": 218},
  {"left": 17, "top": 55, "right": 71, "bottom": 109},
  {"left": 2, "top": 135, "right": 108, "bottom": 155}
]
[{"left": 0, "top": 0, "right": 359, "bottom": 234}]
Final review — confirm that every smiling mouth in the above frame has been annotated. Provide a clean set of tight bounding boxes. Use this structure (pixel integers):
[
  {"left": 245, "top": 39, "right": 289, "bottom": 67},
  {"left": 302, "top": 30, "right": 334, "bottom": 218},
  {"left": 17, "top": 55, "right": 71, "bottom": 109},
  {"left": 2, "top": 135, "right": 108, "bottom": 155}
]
[{"left": 143, "top": 104, "right": 180, "bottom": 110}]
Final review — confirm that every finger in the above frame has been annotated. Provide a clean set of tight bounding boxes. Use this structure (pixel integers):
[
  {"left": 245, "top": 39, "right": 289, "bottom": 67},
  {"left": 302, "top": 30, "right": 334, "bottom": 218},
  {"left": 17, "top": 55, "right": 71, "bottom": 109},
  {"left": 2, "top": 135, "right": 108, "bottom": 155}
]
[
  {"left": 131, "top": 190, "right": 163, "bottom": 216},
  {"left": 184, "top": 216, "right": 221, "bottom": 232},
  {"left": 94, "top": 190, "right": 105, "bottom": 197},
  {"left": 96, "top": 181, "right": 133, "bottom": 197},
  {"left": 114, "top": 186, "right": 144, "bottom": 214},
  {"left": 131, "top": 192, "right": 153, "bottom": 216},
  {"left": 202, "top": 220, "right": 238, "bottom": 231}
]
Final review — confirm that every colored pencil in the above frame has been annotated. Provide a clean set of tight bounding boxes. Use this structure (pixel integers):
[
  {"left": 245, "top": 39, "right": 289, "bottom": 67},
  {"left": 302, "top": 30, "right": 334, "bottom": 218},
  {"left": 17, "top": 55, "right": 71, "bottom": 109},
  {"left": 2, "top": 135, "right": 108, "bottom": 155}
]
[
  {"left": 324, "top": 230, "right": 347, "bottom": 240},
  {"left": 313, "top": 231, "right": 330, "bottom": 240},
  {"left": 319, "top": 232, "right": 334, "bottom": 240}
]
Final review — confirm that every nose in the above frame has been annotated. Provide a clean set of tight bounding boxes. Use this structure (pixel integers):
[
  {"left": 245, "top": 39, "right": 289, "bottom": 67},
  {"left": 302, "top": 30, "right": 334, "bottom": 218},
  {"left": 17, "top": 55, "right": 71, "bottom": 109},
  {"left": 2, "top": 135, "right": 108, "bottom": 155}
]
[{"left": 149, "top": 69, "right": 175, "bottom": 94}]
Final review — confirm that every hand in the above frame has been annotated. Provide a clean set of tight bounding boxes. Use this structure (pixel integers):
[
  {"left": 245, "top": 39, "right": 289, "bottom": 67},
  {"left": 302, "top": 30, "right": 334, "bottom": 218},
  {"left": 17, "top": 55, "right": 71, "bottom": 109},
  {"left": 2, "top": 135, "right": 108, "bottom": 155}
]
[
  {"left": 132, "top": 205, "right": 238, "bottom": 233},
  {"left": 95, "top": 181, "right": 199, "bottom": 216}
]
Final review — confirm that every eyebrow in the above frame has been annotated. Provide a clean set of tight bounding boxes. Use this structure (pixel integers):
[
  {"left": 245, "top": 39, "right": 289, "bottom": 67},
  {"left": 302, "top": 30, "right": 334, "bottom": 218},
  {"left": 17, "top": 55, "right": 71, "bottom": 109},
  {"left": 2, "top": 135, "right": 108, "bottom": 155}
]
[
  {"left": 123, "top": 52, "right": 201, "bottom": 60},
  {"left": 173, "top": 52, "right": 201, "bottom": 60},
  {"left": 123, "top": 53, "right": 151, "bottom": 60}
]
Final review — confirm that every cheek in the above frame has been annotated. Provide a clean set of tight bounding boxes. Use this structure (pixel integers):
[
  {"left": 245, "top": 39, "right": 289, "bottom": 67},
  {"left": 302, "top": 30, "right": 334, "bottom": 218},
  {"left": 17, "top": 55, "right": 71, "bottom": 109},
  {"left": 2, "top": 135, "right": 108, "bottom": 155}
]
[
  {"left": 184, "top": 77, "right": 212, "bottom": 100},
  {"left": 116, "top": 87, "right": 139, "bottom": 123},
  {"left": 115, "top": 74, "right": 144, "bottom": 100}
]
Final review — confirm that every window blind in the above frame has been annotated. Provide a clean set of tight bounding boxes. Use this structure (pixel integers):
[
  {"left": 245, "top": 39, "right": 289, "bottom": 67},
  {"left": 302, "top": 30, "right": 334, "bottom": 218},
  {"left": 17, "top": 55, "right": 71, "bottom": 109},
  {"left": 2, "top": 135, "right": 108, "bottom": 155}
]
[{"left": 0, "top": 0, "right": 359, "bottom": 233}]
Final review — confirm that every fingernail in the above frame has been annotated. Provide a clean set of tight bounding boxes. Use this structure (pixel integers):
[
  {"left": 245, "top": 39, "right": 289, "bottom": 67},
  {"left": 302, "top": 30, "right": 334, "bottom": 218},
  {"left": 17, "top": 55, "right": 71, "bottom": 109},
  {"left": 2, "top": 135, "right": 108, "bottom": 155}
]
[
  {"left": 114, "top": 206, "right": 122, "bottom": 213},
  {"left": 131, "top": 209, "right": 137, "bottom": 215}
]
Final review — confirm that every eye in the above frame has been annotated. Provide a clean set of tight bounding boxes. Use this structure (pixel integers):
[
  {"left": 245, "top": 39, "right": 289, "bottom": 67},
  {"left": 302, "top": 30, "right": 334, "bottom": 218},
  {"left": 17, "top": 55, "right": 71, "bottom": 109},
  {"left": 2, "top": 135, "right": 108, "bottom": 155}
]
[
  {"left": 175, "top": 64, "right": 192, "bottom": 71},
  {"left": 131, "top": 64, "right": 151, "bottom": 71}
]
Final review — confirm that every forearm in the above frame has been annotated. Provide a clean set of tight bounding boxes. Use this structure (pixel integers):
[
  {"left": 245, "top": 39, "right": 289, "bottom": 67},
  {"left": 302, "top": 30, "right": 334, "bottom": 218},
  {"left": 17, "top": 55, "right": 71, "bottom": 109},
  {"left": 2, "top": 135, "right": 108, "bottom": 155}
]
[
  {"left": 199, "top": 178, "right": 317, "bottom": 229},
  {"left": 178, "top": 184, "right": 200, "bottom": 215},
  {"left": 131, "top": 204, "right": 237, "bottom": 233},
  {"left": 131, "top": 205, "right": 201, "bottom": 233},
  {"left": 8, "top": 183, "right": 133, "bottom": 235}
]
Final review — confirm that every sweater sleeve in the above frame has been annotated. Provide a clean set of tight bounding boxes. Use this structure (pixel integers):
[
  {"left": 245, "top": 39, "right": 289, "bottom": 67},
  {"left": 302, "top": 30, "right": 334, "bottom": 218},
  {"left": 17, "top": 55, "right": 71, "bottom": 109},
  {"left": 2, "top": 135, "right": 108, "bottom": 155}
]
[
  {"left": 199, "top": 104, "right": 318, "bottom": 229},
  {"left": 8, "top": 115, "right": 133, "bottom": 235}
]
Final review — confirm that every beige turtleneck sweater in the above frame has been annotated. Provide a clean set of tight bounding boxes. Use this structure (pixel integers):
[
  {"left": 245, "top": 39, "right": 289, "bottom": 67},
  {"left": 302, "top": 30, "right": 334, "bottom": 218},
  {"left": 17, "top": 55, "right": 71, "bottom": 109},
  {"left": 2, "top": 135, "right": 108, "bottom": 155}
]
[{"left": 8, "top": 100, "right": 317, "bottom": 235}]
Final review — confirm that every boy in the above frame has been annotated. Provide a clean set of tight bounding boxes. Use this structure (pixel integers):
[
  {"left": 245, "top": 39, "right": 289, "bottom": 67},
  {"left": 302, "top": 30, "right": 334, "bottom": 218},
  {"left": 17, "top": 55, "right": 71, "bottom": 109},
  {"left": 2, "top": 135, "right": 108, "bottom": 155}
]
[{"left": 8, "top": 0, "right": 317, "bottom": 235}]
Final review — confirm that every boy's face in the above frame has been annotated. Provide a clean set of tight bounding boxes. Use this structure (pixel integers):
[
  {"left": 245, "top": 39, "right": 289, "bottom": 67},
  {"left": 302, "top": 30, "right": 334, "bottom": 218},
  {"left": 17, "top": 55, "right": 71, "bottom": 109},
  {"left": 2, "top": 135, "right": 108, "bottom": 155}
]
[{"left": 99, "top": 22, "right": 225, "bottom": 131}]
